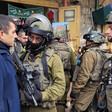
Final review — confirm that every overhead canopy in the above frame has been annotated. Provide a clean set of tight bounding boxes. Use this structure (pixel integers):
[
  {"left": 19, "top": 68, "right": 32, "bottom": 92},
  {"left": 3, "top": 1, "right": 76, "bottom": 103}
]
[
  {"left": 1, "top": 0, "right": 59, "bottom": 8},
  {"left": 92, "top": 4, "right": 112, "bottom": 25}
]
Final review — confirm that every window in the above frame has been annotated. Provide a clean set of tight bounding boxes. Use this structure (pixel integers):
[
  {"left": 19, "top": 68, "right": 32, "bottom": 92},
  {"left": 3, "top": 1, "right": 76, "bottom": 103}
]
[{"left": 64, "top": 10, "right": 75, "bottom": 22}]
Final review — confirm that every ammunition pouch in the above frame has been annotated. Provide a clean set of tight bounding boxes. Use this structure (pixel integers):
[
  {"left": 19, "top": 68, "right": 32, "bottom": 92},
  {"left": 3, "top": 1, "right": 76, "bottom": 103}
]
[{"left": 40, "top": 101, "right": 56, "bottom": 109}]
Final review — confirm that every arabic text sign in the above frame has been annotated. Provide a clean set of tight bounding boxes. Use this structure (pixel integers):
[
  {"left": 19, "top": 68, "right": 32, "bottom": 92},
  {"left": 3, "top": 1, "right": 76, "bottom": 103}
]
[{"left": 8, "top": 4, "right": 44, "bottom": 18}]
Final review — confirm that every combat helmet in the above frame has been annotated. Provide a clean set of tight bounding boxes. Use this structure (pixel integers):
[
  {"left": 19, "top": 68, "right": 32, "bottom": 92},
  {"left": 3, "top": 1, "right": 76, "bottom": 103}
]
[
  {"left": 24, "top": 14, "right": 54, "bottom": 42},
  {"left": 83, "top": 30, "right": 106, "bottom": 44},
  {"left": 106, "top": 11, "right": 112, "bottom": 24}
]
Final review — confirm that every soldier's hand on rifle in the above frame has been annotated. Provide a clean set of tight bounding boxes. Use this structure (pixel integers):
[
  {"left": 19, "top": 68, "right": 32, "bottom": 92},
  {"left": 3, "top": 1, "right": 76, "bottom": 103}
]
[
  {"left": 70, "top": 91, "right": 78, "bottom": 100},
  {"left": 24, "top": 87, "right": 42, "bottom": 103},
  {"left": 16, "top": 68, "right": 23, "bottom": 75}
]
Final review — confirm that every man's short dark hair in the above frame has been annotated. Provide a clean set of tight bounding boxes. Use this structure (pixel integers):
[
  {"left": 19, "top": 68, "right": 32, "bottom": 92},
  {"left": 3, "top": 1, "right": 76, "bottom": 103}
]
[
  {"left": 0, "top": 14, "right": 14, "bottom": 34},
  {"left": 17, "top": 29, "right": 25, "bottom": 37}
]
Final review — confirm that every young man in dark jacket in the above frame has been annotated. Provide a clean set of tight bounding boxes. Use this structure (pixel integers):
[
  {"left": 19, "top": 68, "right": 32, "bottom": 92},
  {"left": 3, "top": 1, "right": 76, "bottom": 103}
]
[{"left": 0, "top": 14, "right": 20, "bottom": 112}]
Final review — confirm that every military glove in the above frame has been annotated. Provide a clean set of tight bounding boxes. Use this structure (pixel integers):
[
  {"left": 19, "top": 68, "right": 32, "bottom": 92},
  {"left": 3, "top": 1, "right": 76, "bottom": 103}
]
[
  {"left": 70, "top": 91, "right": 78, "bottom": 99},
  {"left": 24, "top": 87, "right": 42, "bottom": 103},
  {"left": 33, "top": 70, "right": 41, "bottom": 90}
]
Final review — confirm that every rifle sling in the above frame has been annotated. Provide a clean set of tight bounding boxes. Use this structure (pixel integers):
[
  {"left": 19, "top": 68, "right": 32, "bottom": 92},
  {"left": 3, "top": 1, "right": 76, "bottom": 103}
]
[{"left": 41, "top": 50, "right": 50, "bottom": 81}]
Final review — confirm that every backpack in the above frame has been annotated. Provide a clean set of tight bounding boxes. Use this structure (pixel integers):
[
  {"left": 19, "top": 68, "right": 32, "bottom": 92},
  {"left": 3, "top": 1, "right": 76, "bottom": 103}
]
[
  {"left": 90, "top": 49, "right": 107, "bottom": 81},
  {"left": 50, "top": 42, "right": 71, "bottom": 70},
  {"left": 72, "top": 48, "right": 108, "bottom": 82}
]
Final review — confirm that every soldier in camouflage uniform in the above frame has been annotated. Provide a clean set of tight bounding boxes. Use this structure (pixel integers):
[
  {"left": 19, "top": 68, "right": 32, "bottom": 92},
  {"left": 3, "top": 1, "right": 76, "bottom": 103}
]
[
  {"left": 18, "top": 14, "right": 65, "bottom": 112},
  {"left": 70, "top": 30, "right": 106, "bottom": 112},
  {"left": 50, "top": 35, "right": 77, "bottom": 112}
]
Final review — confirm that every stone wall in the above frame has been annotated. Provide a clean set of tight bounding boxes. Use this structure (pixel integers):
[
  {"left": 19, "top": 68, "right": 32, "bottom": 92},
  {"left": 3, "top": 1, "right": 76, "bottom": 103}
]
[
  {"left": 78, "top": 0, "right": 95, "bottom": 46},
  {"left": 99, "top": 0, "right": 111, "bottom": 8},
  {"left": 78, "top": 0, "right": 111, "bottom": 46},
  {"left": 46, "top": 0, "right": 96, "bottom": 46},
  {"left": 46, "top": 0, "right": 111, "bottom": 46}
]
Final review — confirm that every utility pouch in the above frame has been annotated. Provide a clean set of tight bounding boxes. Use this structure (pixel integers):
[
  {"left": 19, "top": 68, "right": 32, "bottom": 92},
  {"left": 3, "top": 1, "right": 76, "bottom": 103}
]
[{"left": 40, "top": 101, "right": 55, "bottom": 109}]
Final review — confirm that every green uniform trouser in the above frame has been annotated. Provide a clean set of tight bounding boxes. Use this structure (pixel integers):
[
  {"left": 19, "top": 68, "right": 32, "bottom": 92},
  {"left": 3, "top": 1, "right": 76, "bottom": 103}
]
[
  {"left": 73, "top": 82, "right": 98, "bottom": 112},
  {"left": 21, "top": 105, "right": 57, "bottom": 112},
  {"left": 106, "top": 86, "right": 112, "bottom": 112},
  {"left": 57, "top": 105, "right": 65, "bottom": 112},
  {"left": 57, "top": 75, "right": 70, "bottom": 112}
]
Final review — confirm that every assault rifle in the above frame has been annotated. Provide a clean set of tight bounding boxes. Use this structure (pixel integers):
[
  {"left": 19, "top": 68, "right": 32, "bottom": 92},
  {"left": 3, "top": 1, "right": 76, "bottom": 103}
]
[{"left": 12, "top": 51, "right": 38, "bottom": 106}]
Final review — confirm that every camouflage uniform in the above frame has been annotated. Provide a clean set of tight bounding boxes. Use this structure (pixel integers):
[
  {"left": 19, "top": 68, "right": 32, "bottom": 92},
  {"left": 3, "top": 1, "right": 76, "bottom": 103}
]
[
  {"left": 50, "top": 42, "right": 76, "bottom": 112},
  {"left": 18, "top": 14, "right": 66, "bottom": 112},
  {"left": 20, "top": 48, "right": 65, "bottom": 112},
  {"left": 72, "top": 47, "right": 108, "bottom": 112}
]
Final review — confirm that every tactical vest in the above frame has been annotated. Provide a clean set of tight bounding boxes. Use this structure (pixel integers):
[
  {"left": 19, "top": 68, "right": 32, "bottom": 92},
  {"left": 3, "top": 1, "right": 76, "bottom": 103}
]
[
  {"left": 73, "top": 48, "right": 108, "bottom": 82},
  {"left": 89, "top": 48, "right": 107, "bottom": 81},
  {"left": 50, "top": 42, "right": 71, "bottom": 74},
  {"left": 20, "top": 48, "right": 56, "bottom": 108},
  {"left": 100, "top": 52, "right": 112, "bottom": 82}
]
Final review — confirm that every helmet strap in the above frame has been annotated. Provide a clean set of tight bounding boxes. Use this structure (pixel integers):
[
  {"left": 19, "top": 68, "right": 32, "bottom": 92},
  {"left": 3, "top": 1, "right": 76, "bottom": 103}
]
[{"left": 86, "top": 41, "right": 100, "bottom": 48}]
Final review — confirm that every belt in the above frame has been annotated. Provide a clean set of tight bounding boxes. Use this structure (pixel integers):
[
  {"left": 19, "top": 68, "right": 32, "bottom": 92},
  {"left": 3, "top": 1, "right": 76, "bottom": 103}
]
[{"left": 56, "top": 103, "right": 67, "bottom": 108}]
